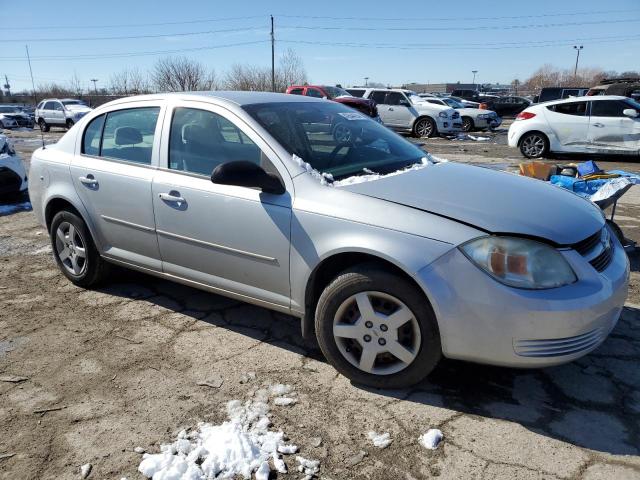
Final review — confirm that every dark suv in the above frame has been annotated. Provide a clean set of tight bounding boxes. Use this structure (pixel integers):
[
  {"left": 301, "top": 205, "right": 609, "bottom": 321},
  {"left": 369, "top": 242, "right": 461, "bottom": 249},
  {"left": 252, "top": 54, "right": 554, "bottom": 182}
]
[
  {"left": 286, "top": 85, "right": 379, "bottom": 119},
  {"left": 450, "top": 89, "right": 481, "bottom": 102},
  {"left": 587, "top": 78, "right": 640, "bottom": 101}
]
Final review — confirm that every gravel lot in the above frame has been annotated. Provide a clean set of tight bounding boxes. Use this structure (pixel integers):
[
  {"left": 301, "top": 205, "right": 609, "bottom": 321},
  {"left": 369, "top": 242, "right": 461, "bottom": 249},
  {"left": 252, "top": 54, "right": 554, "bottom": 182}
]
[{"left": 1, "top": 125, "right": 639, "bottom": 480}]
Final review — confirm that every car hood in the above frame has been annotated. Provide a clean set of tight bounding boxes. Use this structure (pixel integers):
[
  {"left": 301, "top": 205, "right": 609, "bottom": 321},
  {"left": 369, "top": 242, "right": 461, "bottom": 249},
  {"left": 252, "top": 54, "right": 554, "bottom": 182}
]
[
  {"left": 340, "top": 162, "right": 604, "bottom": 245},
  {"left": 65, "top": 104, "right": 92, "bottom": 112}
]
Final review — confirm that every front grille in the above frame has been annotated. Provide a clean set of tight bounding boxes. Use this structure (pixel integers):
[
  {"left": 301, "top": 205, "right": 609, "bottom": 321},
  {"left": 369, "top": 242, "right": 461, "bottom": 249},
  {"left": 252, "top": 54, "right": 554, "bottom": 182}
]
[
  {"left": 514, "top": 327, "right": 606, "bottom": 357},
  {"left": 452, "top": 111, "right": 460, "bottom": 119},
  {"left": 571, "top": 227, "right": 614, "bottom": 272}
]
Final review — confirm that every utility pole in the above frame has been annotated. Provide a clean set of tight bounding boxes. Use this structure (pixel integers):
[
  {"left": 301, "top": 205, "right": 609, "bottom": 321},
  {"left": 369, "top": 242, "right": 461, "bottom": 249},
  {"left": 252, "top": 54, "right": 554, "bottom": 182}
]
[
  {"left": 364, "top": 77, "right": 369, "bottom": 87},
  {"left": 90, "top": 78, "right": 98, "bottom": 94},
  {"left": 472, "top": 70, "right": 478, "bottom": 90},
  {"left": 270, "top": 15, "right": 275, "bottom": 92},
  {"left": 573, "top": 45, "right": 583, "bottom": 77},
  {"left": 25, "top": 45, "right": 37, "bottom": 104}
]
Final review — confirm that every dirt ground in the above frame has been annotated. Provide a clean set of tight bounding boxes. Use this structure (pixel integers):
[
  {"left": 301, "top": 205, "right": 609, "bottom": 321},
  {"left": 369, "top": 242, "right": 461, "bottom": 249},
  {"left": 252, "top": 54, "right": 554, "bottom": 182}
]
[{"left": 1, "top": 125, "right": 639, "bottom": 480}]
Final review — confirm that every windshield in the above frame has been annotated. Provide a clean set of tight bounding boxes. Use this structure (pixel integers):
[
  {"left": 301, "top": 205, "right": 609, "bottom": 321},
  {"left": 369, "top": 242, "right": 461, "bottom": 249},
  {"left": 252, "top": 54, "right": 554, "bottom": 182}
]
[
  {"left": 624, "top": 98, "right": 640, "bottom": 110},
  {"left": 243, "top": 101, "right": 427, "bottom": 180},
  {"left": 0, "top": 106, "right": 20, "bottom": 113},
  {"left": 62, "top": 100, "right": 86, "bottom": 106},
  {"left": 443, "top": 98, "right": 464, "bottom": 108},
  {"left": 322, "top": 86, "right": 352, "bottom": 99},
  {"left": 405, "top": 93, "right": 425, "bottom": 104}
]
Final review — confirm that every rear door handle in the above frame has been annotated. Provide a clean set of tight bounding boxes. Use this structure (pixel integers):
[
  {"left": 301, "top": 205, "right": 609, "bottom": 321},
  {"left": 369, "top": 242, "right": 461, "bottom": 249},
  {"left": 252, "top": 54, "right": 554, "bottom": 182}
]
[
  {"left": 593, "top": 123, "right": 605, "bottom": 128},
  {"left": 79, "top": 174, "right": 98, "bottom": 186},
  {"left": 159, "top": 192, "right": 185, "bottom": 203}
]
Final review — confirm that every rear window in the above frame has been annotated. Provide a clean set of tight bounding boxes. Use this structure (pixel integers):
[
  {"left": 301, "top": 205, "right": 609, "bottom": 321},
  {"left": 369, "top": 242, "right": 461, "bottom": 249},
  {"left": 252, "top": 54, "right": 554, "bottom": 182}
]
[
  {"left": 548, "top": 101, "right": 588, "bottom": 116},
  {"left": 346, "top": 89, "right": 365, "bottom": 97}
]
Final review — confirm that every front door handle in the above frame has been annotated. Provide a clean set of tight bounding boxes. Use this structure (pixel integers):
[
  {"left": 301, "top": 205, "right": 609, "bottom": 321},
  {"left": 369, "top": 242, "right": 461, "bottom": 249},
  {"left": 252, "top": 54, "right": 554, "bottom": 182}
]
[
  {"left": 79, "top": 174, "right": 98, "bottom": 186},
  {"left": 159, "top": 192, "right": 185, "bottom": 203},
  {"left": 388, "top": 107, "right": 394, "bottom": 111},
  {"left": 593, "top": 123, "right": 605, "bottom": 128}
]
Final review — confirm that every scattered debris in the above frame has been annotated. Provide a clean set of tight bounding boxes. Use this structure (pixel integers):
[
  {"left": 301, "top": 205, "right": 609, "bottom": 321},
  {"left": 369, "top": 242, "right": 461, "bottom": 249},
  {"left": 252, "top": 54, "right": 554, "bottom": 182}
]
[
  {"left": 419, "top": 429, "right": 443, "bottom": 450},
  {"left": 0, "top": 453, "right": 15, "bottom": 461},
  {"left": 196, "top": 375, "right": 223, "bottom": 389},
  {"left": 80, "top": 463, "right": 92, "bottom": 478},
  {"left": 272, "top": 452, "right": 287, "bottom": 473},
  {"left": 277, "top": 444, "right": 299, "bottom": 454},
  {"left": 273, "top": 396, "right": 297, "bottom": 406},
  {"left": 344, "top": 450, "right": 368, "bottom": 467},
  {"left": 113, "top": 334, "right": 142, "bottom": 345},
  {"left": 33, "top": 405, "right": 66, "bottom": 416},
  {"left": 133, "top": 447, "right": 146, "bottom": 454},
  {"left": 269, "top": 384, "right": 293, "bottom": 396},
  {"left": 367, "top": 431, "right": 392, "bottom": 449},
  {"left": 0, "top": 375, "right": 28, "bottom": 383},
  {"left": 296, "top": 456, "right": 320, "bottom": 476},
  {"left": 239, "top": 371, "right": 256, "bottom": 384},
  {"left": 309, "top": 436, "right": 323, "bottom": 448}
]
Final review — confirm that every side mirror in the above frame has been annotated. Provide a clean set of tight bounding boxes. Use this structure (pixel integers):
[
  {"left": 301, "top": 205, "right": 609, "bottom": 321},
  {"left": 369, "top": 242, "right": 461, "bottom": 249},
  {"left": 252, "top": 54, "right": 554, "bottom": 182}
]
[
  {"left": 211, "top": 160, "right": 285, "bottom": 195},
  {"left": 623, "top": 108, "right": 639, "bottom": 118}
]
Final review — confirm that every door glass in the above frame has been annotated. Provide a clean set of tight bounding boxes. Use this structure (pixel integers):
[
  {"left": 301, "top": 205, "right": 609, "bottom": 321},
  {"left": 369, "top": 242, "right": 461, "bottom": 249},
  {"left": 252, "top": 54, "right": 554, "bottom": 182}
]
[
  {"left": 305, "top": 88, "right": 324, "bottom": 98},
  {"left": 82, "top": 114, "right": 105, "bottom": 156},
  {"left": 100, "top": 107, "right": 160, "bottom": 165},
  {"left": 369, "top": 91, "right": 387, "bottom": 104},
  {"left": 44, "top": 101, "right": 55, "bottom": 110},
  {"left": 591, "top": 100, "right": 628, "bottom": 117},
  {"left": 550, "top": 102, "right": 588, "bottom": 116},
  {"left": 289, "top": 88, "right": 304, "bottom": 95},
  {"left": 168, "top": 107, "right": 264, "bottom": 177},
  {"left": 385, "top": 93, "right": 405, "bottom": 105},
  {"left": 53, "top": 103, "right": 64, "bottom": 111}
]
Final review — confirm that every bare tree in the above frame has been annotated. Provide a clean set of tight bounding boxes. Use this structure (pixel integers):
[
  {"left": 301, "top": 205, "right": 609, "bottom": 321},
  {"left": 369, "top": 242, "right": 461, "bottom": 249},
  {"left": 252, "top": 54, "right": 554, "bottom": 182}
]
[
  {"left": 68, "top": 73, "right": 83, "bottom": 97},
  {"left": 110, "top": 67, "right": 151, "bottom": 95},
  {"left": 276, "top": 48, "right": 307, "bottom": 91},
  {"left": 224, "top": 64, "right": 271, "bottom": 91},
  {"left": 151, "top": 56, "right": 217, "bottom": 92}
]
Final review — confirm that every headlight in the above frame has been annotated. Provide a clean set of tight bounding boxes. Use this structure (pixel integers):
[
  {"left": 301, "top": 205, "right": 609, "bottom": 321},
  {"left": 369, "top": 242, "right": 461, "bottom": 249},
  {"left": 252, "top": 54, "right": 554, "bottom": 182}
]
[
  {"left": 460, "top": 236, "right": 577, "bottom": 289},
  {"left": 438, "top": 111, "right": 448, "bottom": 118}
]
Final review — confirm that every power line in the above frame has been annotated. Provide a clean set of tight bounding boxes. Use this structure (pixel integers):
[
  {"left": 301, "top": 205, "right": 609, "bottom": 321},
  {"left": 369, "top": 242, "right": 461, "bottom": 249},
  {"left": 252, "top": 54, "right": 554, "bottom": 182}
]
[
  {"left": 1, "top": 26, "right": 266, "bottom": 43},
  {"left": 280, "top": 17, "right": 640, "bottom": 32}
]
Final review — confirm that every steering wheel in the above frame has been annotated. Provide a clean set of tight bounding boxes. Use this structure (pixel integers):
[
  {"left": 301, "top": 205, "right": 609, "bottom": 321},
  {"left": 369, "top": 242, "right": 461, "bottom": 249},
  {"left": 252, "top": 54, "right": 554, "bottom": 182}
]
[{"left": 327, "top": 143, "right": 351, "bottom": 167}]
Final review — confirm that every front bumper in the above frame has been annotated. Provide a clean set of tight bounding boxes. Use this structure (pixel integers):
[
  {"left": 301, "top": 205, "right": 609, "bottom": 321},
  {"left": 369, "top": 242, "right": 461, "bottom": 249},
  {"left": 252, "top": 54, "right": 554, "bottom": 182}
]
[
  {"left": 437, "top": 117, "right": 463, "bottom": 134},
  {"left": 0, "top": 154, "right": 28, "bottom": 194},
  {"left": 417, "top": 233, "right": 629, "bottom": 368}
]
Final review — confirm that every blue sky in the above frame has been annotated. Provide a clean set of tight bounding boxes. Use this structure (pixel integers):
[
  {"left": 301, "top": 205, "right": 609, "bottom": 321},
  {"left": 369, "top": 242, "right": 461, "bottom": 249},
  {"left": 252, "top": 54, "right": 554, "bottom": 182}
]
[{"left": 2, "top": 0, "right": 639, "bottom": 92}]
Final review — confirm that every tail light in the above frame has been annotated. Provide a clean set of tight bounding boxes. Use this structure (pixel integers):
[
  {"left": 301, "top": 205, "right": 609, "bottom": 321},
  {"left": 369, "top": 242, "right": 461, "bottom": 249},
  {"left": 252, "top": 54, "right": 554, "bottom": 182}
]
[
  {"left": 516, "top": 111, "right": 536, "bottom": 121},
  {"left": 479, "top": 103, "right": 488, "bottom": 109}
]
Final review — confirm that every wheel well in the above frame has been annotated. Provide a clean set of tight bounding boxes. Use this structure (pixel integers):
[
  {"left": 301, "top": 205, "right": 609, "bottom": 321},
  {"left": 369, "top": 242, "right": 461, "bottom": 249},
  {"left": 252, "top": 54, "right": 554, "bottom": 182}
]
[
  {"left": 45, "top": 198, "right": 81, "bottom": 232},
  {"left": 462, "top": 115, "right": 473, "bottom": 123},
  {"left": 517, "top": 130, "right": 549, "bottom": 147},
  {"left": 302, "top": 252, "right": 426, "bottom": 338}
]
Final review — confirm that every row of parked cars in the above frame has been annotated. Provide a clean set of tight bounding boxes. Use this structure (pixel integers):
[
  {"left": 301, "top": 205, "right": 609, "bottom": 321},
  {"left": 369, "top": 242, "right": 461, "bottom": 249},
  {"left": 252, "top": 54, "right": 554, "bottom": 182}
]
[{"left": 0, "top": 98, "right": 93, "bottom": 132}]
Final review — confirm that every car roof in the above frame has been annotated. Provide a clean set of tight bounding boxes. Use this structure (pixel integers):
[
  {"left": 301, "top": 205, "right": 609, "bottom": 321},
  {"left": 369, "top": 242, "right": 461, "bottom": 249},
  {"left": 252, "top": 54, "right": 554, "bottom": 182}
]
[{"left": 542, "top": 95, "right": 629, "bottom": 105}]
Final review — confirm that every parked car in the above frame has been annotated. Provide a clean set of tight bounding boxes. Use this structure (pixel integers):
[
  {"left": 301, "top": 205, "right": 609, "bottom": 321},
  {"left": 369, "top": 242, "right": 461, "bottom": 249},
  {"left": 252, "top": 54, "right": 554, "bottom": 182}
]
[
  {"left": 536, "top": 87, "right": 589, "bottom": 104},
  {"left": 345, "top": 88, "right": 366, "bottom": 97},
  {"left": 485, "top": 96, "right": 532, "bottom": 117},
  {"left": 0, "top": 105, "right": 34, "bottom": 129},
  {"left": 508, "top": 95, "right": 640, "bottom": 158},
  {"left": 587, "top": 78, "right": 640, "bottom": 101},
  {"left": 419, "top": 96, "right": 501, "bottom": 131},
  {"left": 0, "top": 134, "right": 28, "bottom": 196},
  {"left": 286, "top": 85, "right": 379, "bottom": 120},
  {"left": 35, "top": 98, "right": 92, "bottom": 131},
  {"left": 29, "top": 92, "right": 629, "bottom": 388},
  {"left": 448, "top": 95, "right": 480, "bottom": 108},
  {"left": 451, "top": 89, "right": 481, "bottom": 102},
  {"left": 359, "top": 88, "right": 462, "bottom": 137}
]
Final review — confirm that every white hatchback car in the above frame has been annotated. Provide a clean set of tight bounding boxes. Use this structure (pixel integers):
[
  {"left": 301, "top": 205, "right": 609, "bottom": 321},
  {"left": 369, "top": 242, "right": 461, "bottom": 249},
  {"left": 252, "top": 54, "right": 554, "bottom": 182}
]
[{"left": 508, "top": 95, "right": 640, "bottom": 158}]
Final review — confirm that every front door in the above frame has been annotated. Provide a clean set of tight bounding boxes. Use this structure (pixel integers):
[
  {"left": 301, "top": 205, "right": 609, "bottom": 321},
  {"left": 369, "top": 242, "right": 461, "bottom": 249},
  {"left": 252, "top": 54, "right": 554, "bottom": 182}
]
[
  {"left": 384, "top": 92, "right": 415, "bottom": 128},
  {"left": 70, "top": 104, "right": 163, "bottom": 270},
  {"left": 588, "top": 99, "right": 640, "bottom": 154},
  {"left": 152, "top": 105, "right": 292, "bottom": 309},
  {"left": 544, "top": 100, "right": 590, "bottom": 152}
]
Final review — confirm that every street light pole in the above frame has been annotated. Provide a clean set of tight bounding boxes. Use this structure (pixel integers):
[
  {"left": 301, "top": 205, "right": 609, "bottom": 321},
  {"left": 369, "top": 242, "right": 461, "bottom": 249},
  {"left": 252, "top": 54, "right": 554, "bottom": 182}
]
[
  {"left": 472, "top": 70, "right": 478, "bottom": 90},
  {"left": 90, "top": 78, "right": 98, "bottom": 94},
  {"left": 364, "top": 77, "right": 369, "bottom": 87},
  {"left": 573, "top": 45, "right": 583, "bottom": 77}
]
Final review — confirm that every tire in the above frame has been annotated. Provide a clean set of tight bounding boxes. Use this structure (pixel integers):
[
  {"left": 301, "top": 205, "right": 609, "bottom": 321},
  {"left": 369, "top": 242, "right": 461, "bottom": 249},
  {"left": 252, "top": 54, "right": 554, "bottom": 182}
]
[
  {"left": 66, "top": 119, "right": 75, "bottom": 129},
  {"left": 519, "top": 132, "right": 549, "bottom": 159},
  {"left": 315, "top": 265, "right": 442, "bottom": 389},
  {"left": 39, "top": 119, "right": 50, "bottom": 132},
  {"left": 461, "top": 116, "right": 474, "bottom": 132},
  {"left": 413, "top": 117, "right": 437, "bottom": 138},
  {"left": 50, "top": 210, "right": 110, "bottom": 287}
]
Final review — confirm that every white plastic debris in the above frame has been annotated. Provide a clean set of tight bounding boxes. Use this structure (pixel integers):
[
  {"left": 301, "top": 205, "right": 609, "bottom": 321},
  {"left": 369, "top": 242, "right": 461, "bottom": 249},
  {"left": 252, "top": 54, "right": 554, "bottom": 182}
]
[
  {"left": 80, "top": 463, "right": 92, "bottom": 478},
  {"left": 367, "top": 431, "right": 392, "bottom": 449},
  {"left": 589, "top": 177, "right": 633, "bottom": 203},
  {"left": 133, "top": 447, "right": 146, "bottom": 454},
  {"left": 419, "top": 429, "right": 443, "bottom": 450},
  {"left": 274, "top": 397, "right": 297, "bottom": 406}
]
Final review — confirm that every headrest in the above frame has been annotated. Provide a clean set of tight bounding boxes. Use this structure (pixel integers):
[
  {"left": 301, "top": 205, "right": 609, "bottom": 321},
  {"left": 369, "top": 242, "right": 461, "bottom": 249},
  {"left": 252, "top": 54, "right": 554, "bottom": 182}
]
[
  {"left": 115, "top": 126, "right": 142, "bottom": 146},
  {"left": 181, "top": 123, "right": 212, "bottom": 145}
]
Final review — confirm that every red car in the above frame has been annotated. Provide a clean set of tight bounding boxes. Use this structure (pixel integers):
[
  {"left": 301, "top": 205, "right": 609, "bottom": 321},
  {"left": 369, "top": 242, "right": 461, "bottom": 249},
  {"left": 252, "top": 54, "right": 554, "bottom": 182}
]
[{"left": 286, "top": 85, "right": 379, "bottom": 119}]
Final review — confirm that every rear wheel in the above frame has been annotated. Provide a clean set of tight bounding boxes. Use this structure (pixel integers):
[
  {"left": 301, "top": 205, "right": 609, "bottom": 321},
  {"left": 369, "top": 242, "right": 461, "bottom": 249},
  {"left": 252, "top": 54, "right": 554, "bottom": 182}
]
[
  {"left": 315, "top": 265, "right": 441, "bottom": 388},
  {"left": 39, "top": 119, "right": 50, "bottom": 132},
  {"left": 461, "top": 116, "right": 474, "bottom": 132},
  {"left": 66, "top": 119, "right": 75, "bottom": 129},
  {"left": 50, "top": 210, "right": 110, "bottom": 287},
  {"left": 414, "top": 117, "right": 436, "bottom": 138},
  {"left": 519, "top": 132, "right": 549, "bottom": 158}
]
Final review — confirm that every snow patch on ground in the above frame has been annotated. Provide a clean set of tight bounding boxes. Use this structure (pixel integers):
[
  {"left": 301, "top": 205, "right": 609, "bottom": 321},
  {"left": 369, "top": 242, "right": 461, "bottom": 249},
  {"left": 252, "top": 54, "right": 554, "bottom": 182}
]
[
  {"left": 367, "top": 431, "right": 392, "bottom": 449},
  {"left": 137, "top": 386, "right": 317, "bottom": 480},
  {"left": 419, "top": 429, "right": 443, "bottom": 450}
]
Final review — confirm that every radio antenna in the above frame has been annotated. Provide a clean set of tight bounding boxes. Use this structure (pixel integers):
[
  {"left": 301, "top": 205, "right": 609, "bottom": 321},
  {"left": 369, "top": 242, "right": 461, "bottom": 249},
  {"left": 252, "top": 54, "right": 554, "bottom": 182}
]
[{"left": 25, "top": 45, "right": 45, "bottom": 149}]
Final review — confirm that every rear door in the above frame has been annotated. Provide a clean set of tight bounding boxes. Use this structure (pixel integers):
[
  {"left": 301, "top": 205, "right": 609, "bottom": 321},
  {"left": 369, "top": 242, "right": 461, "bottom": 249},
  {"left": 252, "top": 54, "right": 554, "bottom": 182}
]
[
  {"left": 384, "top": 92, "right": 414, "bottom": 128},
  {"left": 70, "top": 102, "right": 164, "bottom": 269},
  {"left": 51, "top": 101, "right": 66, "bottom": 125},
  {"left": 544, "top": 100, "right": 590, "bottom": 152},
  {"left": 588, "top": 99, "right": 640, "bottom": 154},
  {"left": 368, "top": 90, "right": 394, "bottom": 125}
]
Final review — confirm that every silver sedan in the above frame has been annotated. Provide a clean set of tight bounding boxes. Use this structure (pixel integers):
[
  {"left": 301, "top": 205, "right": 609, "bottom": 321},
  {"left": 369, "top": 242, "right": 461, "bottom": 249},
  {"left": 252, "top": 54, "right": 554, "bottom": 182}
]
[{"left": 29, "top": 92, "right": 629, "bottom": 388}]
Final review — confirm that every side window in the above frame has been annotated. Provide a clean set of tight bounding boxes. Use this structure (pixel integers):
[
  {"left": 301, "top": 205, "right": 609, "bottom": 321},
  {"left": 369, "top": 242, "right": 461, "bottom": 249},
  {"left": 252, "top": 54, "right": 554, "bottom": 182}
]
[
  {"left": 100, "top": 107, "right": 160, "bottom": 165},
  {"left": 53, "top": 102, "right": 64, "bottom": 111},
  {"left": 44, "top": 101, "right": 55, "bottom": 110},
  {"left": 369, "top": 91, "right": 387, "bottom": 104},
  {"left": 385, "top": 92, "right": 405, "bottom": 105},
  {"left": 305, "top": 88, "right": 324, "bottom": 98},
  {"left": 289, "top": 88, "right": 304, "bottom": 95},
  {"left": 347, "top": 89, "right": 365, "bottom": 97},
  {"left": 82, "top": 114, "right": 105, "bottom": 156},
  {"left": 550, "top": 101, "right": 588, "bottom": 116},
  {"left": 37, "top": 101, "right": 45, "bottom": 109},
  {"left": 590, "top": 100, "right": 628, "bottom": 117},
  {"left": 169, "top": 107, "right": 265, "bottom": 177}
]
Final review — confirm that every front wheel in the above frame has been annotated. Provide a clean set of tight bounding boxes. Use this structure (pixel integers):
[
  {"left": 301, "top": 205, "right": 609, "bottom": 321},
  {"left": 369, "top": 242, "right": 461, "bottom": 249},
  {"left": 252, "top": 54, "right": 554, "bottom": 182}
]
[
  {"left": 519, "top": 132, "right": 549, "bottom": 158},
  {"left": 66, "top": 119, "right": 75, "bottom": 129},
  {"left": 461, "top": 116, "right": 474, "bottom": 132},
  {"left": 39, "top": 119, "right": 50, "bottom": 132},
  {"left": 50, "top": 210, "right": 110, "bottom": 287},
  {"left": 315, "top": 265, "right": 441, "bottom": 389},
  {"left": 413, "top": 117, "right": 436, "bottom": 138}
]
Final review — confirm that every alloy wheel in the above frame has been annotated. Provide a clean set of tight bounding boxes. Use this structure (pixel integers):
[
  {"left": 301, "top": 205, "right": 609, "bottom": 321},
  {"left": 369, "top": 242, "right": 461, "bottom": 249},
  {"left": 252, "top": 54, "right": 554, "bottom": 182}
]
[
  {"left": 522, "top": 134, "right": 545, "bottom": 157},
  {"left": 333, "top": 291, "right": 421, "bottom": 375},
  {"left": 55, "top": 221, "right": 87, "bottom": 276},
  {"left": 415, "top": 119, "right": 433, "bottom": 137},
  {"left": 333, "top": 124, "right": 352, "bottom": 143}
]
